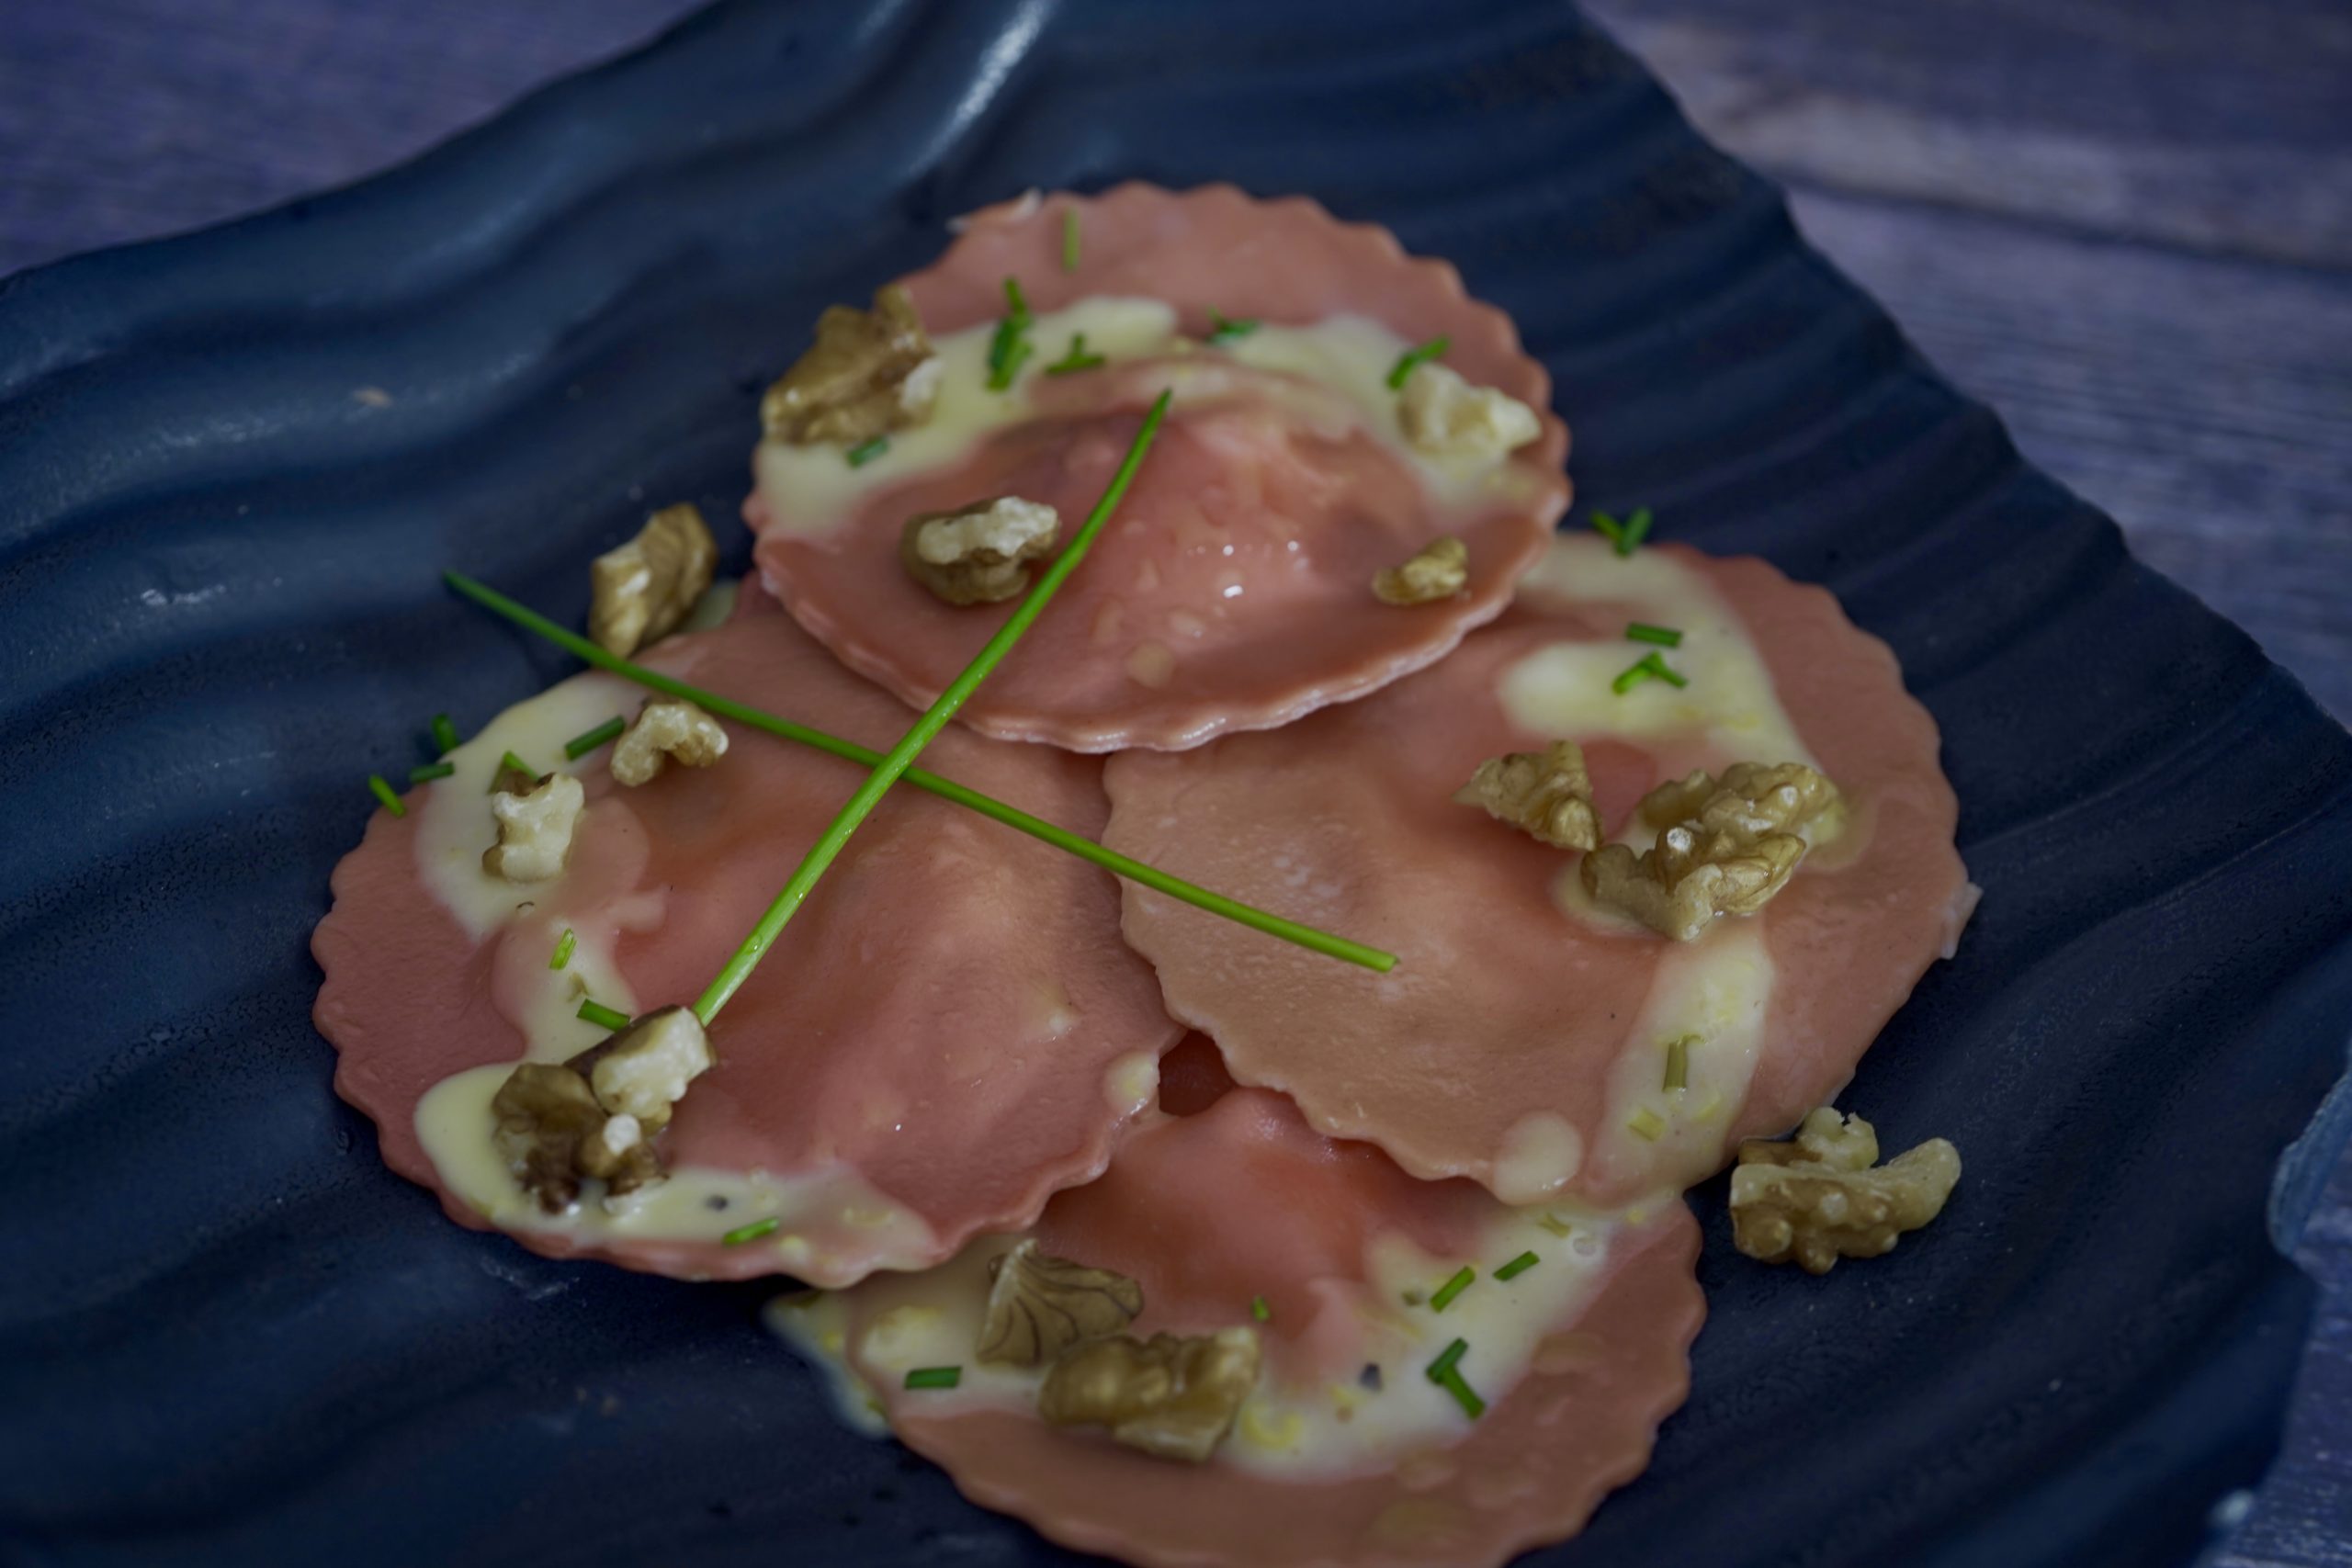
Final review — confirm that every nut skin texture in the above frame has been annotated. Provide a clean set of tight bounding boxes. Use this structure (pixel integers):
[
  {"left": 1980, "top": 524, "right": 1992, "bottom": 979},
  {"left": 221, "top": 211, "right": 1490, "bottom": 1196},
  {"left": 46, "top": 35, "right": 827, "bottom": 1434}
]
[
  {"left": 1037, "top": 1327, "right": 1263, "bottom": 1463},
  {"left": 611, "top": 697, "right": 729, "bottom": 786},
  {"left": 489, "top": 1062, "right": 659, "bottom": 1213},
  {"left": 1730, "top": 1107, "right": 1962, "bottom": 1274},
  {"left": 1456, "top": 738, "right": 1600, "bottom": 851},
  {"left": 1373, "top": 536, "right": 1470, "bottom": 605},
  {"left": 590, "top": 502, "right": 718, "bottom": 658},
  {"left": 1581, "top": 761, "right": 1838, "bottom": 940},
  {"left": 1396, "top": 362, "right": 1542, "bottom": 458},
  {"left": 900, "top": 496, "right": 1062, "bottom": 606},
  {"left": 761, "top": 285, "right": 940, "bottom": 446},
  {"left": 577, "top": 1005, "right": 713, "bottom": 1132},
  {"left": 481, "top": 772, "right": 587, "bottom": 883},
  {"left": 977, "top": 1239, "right": 1145, "bottom": 1369}
]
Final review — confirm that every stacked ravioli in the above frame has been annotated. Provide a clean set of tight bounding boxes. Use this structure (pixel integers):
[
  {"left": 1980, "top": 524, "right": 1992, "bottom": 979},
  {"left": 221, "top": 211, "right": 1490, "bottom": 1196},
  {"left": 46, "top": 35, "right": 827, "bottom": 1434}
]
[{"left": 312, "top": 186, "right": 1969, "bottom": 1568}]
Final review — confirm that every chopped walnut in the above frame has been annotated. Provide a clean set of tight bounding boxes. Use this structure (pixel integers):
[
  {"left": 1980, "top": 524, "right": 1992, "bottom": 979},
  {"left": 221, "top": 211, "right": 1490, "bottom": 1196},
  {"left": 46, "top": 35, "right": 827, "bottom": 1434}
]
[
  {"left": 489, "top": 1062, "right": 659, "bottom": 1213},
  {"left": 900, "top": 496, "right": 1061, "bottom": 606},
  {"left": 978, "top": 1240, "right": 1144, "bottom": 1368},
  {"left": 611, "top": 696, "right": 729, "bottom": 786},
  {"left": 590, "top": 502, "right": 718, "bottom": 658},
  {"left": 1373, "top": 536, "right": 1469, "bottom": 605},
  {"left": 1730, "top": 1108, "right": 1961, "bottom": 1274},
  {"left": 761, "top": 285, "right": 941, "bottom": 446},
  {"left": 1580, "top": 761, "right": 1838, "bottom": 940},
  {"left": 1037, "top": 1328, "right": 1262, "bottom": 1463},
  {"left": 1455, "top": 739, "right": 1600, "bottom": 852},
  {"left": 575, "top": 1005, "right": 712, "bottom": 1131},
  {"left": 481, "top": 772, "right": 586, "bottom": 883},
  {"left": 1397, "top": 363, "right": 1542, "bottom": 458}
]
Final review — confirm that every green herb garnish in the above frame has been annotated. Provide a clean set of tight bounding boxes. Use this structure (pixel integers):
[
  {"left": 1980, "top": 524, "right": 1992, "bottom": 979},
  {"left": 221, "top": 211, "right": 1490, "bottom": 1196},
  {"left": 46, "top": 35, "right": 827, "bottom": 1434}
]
[
  {"left": 1626, "top": 1106, "right": 1667, "bottom": 1142},
  {"left": 1625, "top": 622, "right": 1683, "bottom": 648},
  {"left": 1425, "top": 1338, "right": 1468, "bottom": 1382},
  {"left": 1591, "top": 506, "right": 1654, "bottom": 557},
  {"left": 986, "top": 276, "right": 1034, "bottom": 390},
  {"left": 576, "top": 998, "right": 630, "bottom": 1031},
  {"left": 430, "top": 713, "right": 460, "bottom": 754},
  {"left": 1251, "top": 1294, "right": 1271, "bottom": 1322},
  {"left": 904, "top": 1366, "right": 963, "bottom": 1391},
  {"left": 367, "top": 774, "right": 405, "bottom": 817},
  {"left": 550, "top": 927, "right": 577, "bottom": 971},
  {"left": 1663, "top": 1034, "right": 1691, "bottom": 1092},
  {"left": 1430, "top": 1266, "right": 1476, "bottom": 1313},
  {"left": 845, "top": 435, "right": 889, "bottom": 468},
  {"left": 1045, "top": 333, "right": 1106, "bottom": 376},
  {"left": 443, "top": 570, "right": 1396, "bottom": 974},
  {"left": 409, "top": 761, "right": 455, "bottom": 784},
  {"left": 1061, "top": 208, "right": 1080, "bottom": 273},
  {"left": 1611, "top": 651, "right": 1688, "bottom": 694},
  {"left": 564, "top": 716, "right": 626, "bottom": 761},
  {"left": 1434, "top": 1364, "right": 1486, "bottom": 1419},
  {"left": 498, "top": 750, "right": 535, "bottom": 780},
  {"left": 722, "top": 1216, "right": 781, "bottom": 1246},
  {"left": 1385, "top": 335, "right": 1450, "bottom": 390},
  {"left": 1494, "top": 1251, "right": 1540, "bottom": 1282},
  {"left": 1204, "top": 310, "right": 1258, "bottom": 345}
]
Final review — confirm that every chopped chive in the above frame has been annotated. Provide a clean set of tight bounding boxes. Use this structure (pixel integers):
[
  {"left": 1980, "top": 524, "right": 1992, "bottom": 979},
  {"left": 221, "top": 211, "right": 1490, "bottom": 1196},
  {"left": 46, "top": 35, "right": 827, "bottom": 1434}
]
[
  {"left": 904, "top": 1366, "right": 963, "bottom": 1391},
  {"left": 576, "top": 998, "right": 630, "bottom": 1031},
  {"left": 1430, "top": 1266, "right": 1476, "bottom": 1313},
  {"left": 1204, "top": 310, "right": 1259, "bottom": 345},
  {"left": 430, "top": 713, "right": 460, "bottom": 754},
  {"left": 1251, "top": 1294, "right": 1271, "bottom": 1322},
  {"left": 1663, "top": 1034, "right": 1691, "bottom": 1092},
  {"left": 1611, "top": 651, "right": 1688, "bottom": 695},
  {"left": 1385, "top": 335, "right": 1450, "bottom": 390},
  {"left": 500, "top": 750, "right": 535, "bottom": 778},
  {"left": 722, "top": 1216, "right": 781, "bottom": 1246},
  {"left": 1619, "top": 506, "right": 1655, "bottom": 554},
  {"left": 1534, "top": 1213, "right": 1574, "bottom": 1238},
  {"left": 1495, "top": 1251, "right": 1540, "bottom": 1282},
  {"left": 1627, "top": 1106, "right": 1667, "bottom": 1142},
  {"left": 1434, "top": 1364, "right": 1486, "bottom": 1419},
  {"left": 442, "top": 571, "right": 1398, "bottom": 974},
  {"left": 1425, "top": 1338, "right": 1469, "bottom": 1382},
  {"left": 367, "top": 773, "right": 405, "bottom": 817},
  {"left": 1625, "top": 621, "right": 1683, "bottom": 648},
  {"left": 986, "top": 276, "right": 1034, "bottom": 390},
  {"left": 1589, "top": 511, "right": 1625, "bottom": 547},
  {"left": 550, "top": 927, "right": 577, "bottom": 971},
  {"left": 1061, "top": 207, "right": 1080, "bottom": 272},
  {"left": 1045, "top": 333, "right": 1106, "bottom": 376},
  {"left": 1651, "top": 655, "right": 1689, "bottom": 688},
  {"left": 408, "top": 761, "right": 455, "bottom": 784},
  {"left": 845, "top": 435, "right": 889, "bottom": 468},
  {"left": 564, "top": 716, "right": 626, "bottom": 760},
  {"left": 1004, "top": 276, "right": 1029, "bottom": 321}
]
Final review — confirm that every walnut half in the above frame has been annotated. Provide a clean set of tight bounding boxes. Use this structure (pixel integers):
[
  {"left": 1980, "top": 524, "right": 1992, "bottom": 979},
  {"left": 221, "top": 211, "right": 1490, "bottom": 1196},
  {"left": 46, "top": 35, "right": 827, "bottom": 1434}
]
[
  {"left": 1373, "top": 536, "right": 1469, "bottom": 605},
  {"left": 590, "top": 502, "right": 718, "bottom": 658},
  {"left": 1037, "top": 1327, "right": 1262, "bottom": 1463},
  {"left": 900, "top": 496, "right": 1061, "bottom": 606},
  {"left": 1456, "top": 739, "right": 1600, "bottom": 852},
  {"left": 490, "top": 1062, "right": 660, "bottom": 1213},
  {"left": 571, "top": 1005, "right": 713, "bottom": 1133},
  {"left": 978, "top": 1240, "right": 1144, "bottom": 1368},
  {"left": 611, "top": 697, "right": 729, "bottom": 786},
  {"left": 1581, "top": 761, "right": 1838, "bottom": 940},
  {"left": 762, "top": 285, "right": 942, "bottom": 446},
  {"left": 1730, "top": 1108, "right": 1961, "bottom": 1274},
  {"left": 482, "top": 772, "right": 586, "bottom": 883}
]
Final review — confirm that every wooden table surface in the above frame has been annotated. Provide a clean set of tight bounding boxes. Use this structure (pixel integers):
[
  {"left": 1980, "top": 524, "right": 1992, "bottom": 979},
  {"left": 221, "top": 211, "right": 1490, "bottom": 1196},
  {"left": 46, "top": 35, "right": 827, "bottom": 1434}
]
[{"left": 5, "top": 1, "right": 2346, "bottom": 1562}]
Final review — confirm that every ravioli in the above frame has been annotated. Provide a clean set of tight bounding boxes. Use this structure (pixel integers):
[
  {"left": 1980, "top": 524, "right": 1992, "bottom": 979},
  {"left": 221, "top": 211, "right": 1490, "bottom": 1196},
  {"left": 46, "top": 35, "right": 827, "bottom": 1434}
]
[
  {"left": 1102, "top": 535, "right": 1971, "bottom": 1206},
  {"left": 312, "top": 584, "right": 1182, "bottom": 1283},
  {"left": 746, "top": 184, "right": 1570, "bottom": 751}
]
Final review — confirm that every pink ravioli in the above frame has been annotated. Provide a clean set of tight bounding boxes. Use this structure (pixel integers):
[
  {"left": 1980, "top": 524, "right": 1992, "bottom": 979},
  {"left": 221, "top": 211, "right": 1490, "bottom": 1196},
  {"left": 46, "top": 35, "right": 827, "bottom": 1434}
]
[
  {"left": 854, "top": 1079, "right": 1703, "bottom": 1568},
  {"left": 1102, "top": 544, "right": 1970, "bottom": 1207},
  {"left": 312, "top": 584, "right": 1182, "bottom": 1282},
  {"left": 748, "top": 184, "right": 1570, "bottom": 751}
]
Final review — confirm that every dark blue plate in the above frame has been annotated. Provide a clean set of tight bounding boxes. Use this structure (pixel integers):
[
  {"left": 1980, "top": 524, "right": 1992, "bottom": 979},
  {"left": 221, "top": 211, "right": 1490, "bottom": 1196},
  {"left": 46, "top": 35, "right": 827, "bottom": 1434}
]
[{"left": 5, "top": 3, "right": 2349, "bottom": 1564}]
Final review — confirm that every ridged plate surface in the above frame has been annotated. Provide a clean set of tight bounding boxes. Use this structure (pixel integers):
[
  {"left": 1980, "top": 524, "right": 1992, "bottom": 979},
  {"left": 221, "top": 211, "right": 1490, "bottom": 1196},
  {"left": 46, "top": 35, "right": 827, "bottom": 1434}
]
[{"left": 3, "top": 3, "right": 2349, "bottom": 1565}]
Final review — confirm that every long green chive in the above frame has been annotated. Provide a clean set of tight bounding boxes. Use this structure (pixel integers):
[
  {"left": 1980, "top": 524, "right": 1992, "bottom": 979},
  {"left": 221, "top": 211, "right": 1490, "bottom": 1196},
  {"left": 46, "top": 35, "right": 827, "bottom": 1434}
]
[
  {"left": 1435, "top": 1364, "right": 1486, "bottom": 1419},
  {"left": 986, "top": 276, "right": 1034, "bottom": 390},
  {"left": 904, "top": 1366, "right": 963, "bottom": 1391},
  {"left": 565, "top": 716, "right": 626, "bottom": 761},
  {"left": 1495, "top": 1251, "right": 1540, "bottom": 1282},
  {"left": 409, "top": 761, "right": 456, "bottom": 784},
  {"left": 692, "top": 390, "right": 1171, "bottom": 1026},
  {"left": 1425, "top": 1338, "right": 1468, "bottom": 1382},
  {"left": 1625, "top": 621, "right": 1683, "bottom": 648},
  {"left": 1663, "top": 1034, "right": 1691, "bottom": 1092},
  {"left": 1611, "top": 651, "right": 1688, "bottom": 695},
  {"left": 1204, "top": 310, "right": 1258, "bottom": 345},
  {"left": 1627, "top": 1106, "right": 1667, "bottom": 1142},
  {"left": 550, "top": 927, "right": 577, "bottom": 971},
  {"left": 722, "top": 1216, "right": 781, "bottom": 1246},
  {"left": 1251, "top": 1295, "right": 1271, "bottom": 1322},
  {"left": 1385, "top": 335, "right": 1450, "bottom": 390},
  {"left": 367, "top": 774, "right": 405, "bottom": 817},
  {"left": 445, "top": 543, "right": 1394, "bottom": 979},
  {"left": 576, "top": 998, "right": 630, "bottom": 1031},
  {"left": 1430, "top": 1266, "right": 1476, "bottom": 1313},
  {"left": 430, "top": 713, "right": 460, "bottom": 754},
  {"left": 1061, "top": 208, "right": 1080, "bottom": 273},
  {"left": 1046, "top": 333, "right": 1106, "bottom": 376},
  {"left": 845, "top": 435, "right": 889, "bottom": 468}
]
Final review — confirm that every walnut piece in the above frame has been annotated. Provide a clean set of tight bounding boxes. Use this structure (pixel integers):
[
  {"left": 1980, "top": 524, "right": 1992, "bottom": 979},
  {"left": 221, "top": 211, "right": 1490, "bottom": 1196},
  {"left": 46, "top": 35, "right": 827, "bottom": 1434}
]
[
  {"left": 1730, "top": 1107, "right": 1961, "bottom": 1274},
  {"left": 611, "top": 696, "right": 729, "bottom": 786},
  {"left": 761, "top": 285, "right": 942, "bottom": 446},
  {"left": 1397, "top": 363, "right": 1541, "bottom": 458},
  {"left": 1037, "top": 1328, "right": 1262, "bottom": 1463},
  {"left": 978, "top": 1239, "right": 1145, "bottom": 1368},
  {"left": 590, "top": 502, "right": 718, "bottom": 658},
  {"left": 1455, "top": 739, "right": 1600, "bottom": 852},
  {"left": 900, "top": 496, "right": 1061, "bottom": 606},
  {"left": 577, "top": 1005, "right": 712, "bottom": 1132},
  {"left": 1580, "top": 761, "right": 1838, "bottom": 940},
  {"left": 490, "top": 1062, "right": 660, "bottom": 1213},
  {"left": 1373, "top": 536, "right": 1469, "bottom": 605},
  {"left": 481, "top": 772, "right": 586, "bottom": 883}
]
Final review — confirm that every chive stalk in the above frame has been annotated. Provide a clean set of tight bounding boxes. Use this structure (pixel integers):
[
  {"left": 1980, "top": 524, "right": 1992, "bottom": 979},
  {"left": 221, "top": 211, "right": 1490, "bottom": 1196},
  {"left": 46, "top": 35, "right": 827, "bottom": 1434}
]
[
  {"left": 1204, "top": 310, "right": 1258, "bottom": 345},
  {"left": 409, "top": 761, "right": 456, "bottom": 784},
  {"left": 430, "top": 713, "right": 460, "bottom": 754},
  {"left": 576, "top": 998, "right": 630, "bottom": 1031},
  {"left": 1434, "top": 1364, "right": 1486, "bottom": 1418},
  {"left": 722, "top": 1216, "right": 781, "bottom": 1246},
  {"left": 564, "top": 716, "right": 626, "bottom": 760},
  {"left": 1625, "top": 622, "right": 1683, "bottom": 648},
  {"left": 1061, "top": 208, "right": 1080, "bottom": 273},
  {"left": 1250, "top": 1295, "right": 1271, "bottom": 1322},
  {"left": 1626, "top": 1106, "right": 1667, "bottom": 1142},
  {"left": 1494, "top": 1251, "right": 1540, "bottom": 1282},
  {"left": 498, "top": 750, "right": 536, "bottom": 780},
  {"left": 367, "top": 774, "right": 405, "bottom": 817},
  {"left": 846, "top": 435, "right": 889, "bottom": 468},
  {"left": 550, "top": 928, "right": 577, "bottom": 971},
  {"left": 1430, "top": 1266, "right": 1476, "bottom": 1313},
  {"left": 986, "top": 276, "right": 1034, "bottom": 389},
  {"left": 1045, "top": 333, "right": 1106, "bottom": 376},
  {"left": 1425, "top": 1338, "right": 1468, "bottom": 1382},
  {"left": 1592, "top": 507, "right": 1655, "bottom": 557},
  {"left": 904, "top": 1366, "right": 963, "bottom": 1390},
  {"left": 1385, "top": 335, "right": 1450, "bottom": 390},
  {"left": 1663, "top": 1035, "right": 1690, "bottom": 1092},
  {"left": 1611, "top": 651, "right": 1688, "bottom": 695}
]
